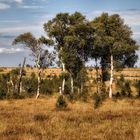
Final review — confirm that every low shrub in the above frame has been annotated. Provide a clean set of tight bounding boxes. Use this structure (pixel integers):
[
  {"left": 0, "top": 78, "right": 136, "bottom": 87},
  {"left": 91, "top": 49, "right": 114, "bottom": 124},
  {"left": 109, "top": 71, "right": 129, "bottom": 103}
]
[{"left": 56, "top": 95, "right": 68, "bottom": 109}]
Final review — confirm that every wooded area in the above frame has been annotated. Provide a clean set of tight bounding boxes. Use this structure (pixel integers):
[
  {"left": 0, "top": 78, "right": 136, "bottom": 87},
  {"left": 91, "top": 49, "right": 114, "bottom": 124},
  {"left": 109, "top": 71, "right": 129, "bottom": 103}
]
[{"left": 0, "top": 11, "right": 140, "bottom": 140}]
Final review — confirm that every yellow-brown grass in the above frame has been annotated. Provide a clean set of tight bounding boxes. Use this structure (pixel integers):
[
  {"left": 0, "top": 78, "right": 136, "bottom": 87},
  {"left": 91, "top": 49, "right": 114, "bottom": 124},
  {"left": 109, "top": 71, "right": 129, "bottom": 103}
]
[
  {"left": 0, "top": 96, "right": 140, "bottom": 140},
  {"left": 1, "top": 67, "right": 140, "bottom": 80}
]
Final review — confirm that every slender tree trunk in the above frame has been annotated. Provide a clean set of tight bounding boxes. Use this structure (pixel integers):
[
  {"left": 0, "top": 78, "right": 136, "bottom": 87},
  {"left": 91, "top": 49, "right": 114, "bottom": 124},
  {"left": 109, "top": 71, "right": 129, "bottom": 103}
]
[
  {"left": 81, "top": 82, "right": 83, "bottom": 94},
  {"left": 70, "top": 74, "right": 74, "bottom": 94},
  {"left": 17, "top": 57, "right": 26, "bottom": 94},
  {"left": 78, "top": 88, "right": 80, "bottom": 94},
  {"left": 62, "top": 62, "right": 65, "bottom": 94},
  {"left": 10, "top": 77, "right": 14, "bottom": 92},
  {"left": 59, "top": 87, "right": 62, "bottom": 95},
  {"left": 109, "top": 54, "right": 114, "bottom": 98},
  {"left": 36, "top": 54, "right": 41, "bottom": 99},
  {"left": 36, "top": 68, "right": 41, "bottom": 99},
  {"left": 95, "top": 58, "right": 99, "bottom": 94}
]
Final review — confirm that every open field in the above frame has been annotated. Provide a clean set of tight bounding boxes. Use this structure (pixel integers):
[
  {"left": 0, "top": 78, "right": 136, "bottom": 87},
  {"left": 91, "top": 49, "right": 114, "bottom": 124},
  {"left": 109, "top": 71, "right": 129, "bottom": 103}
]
[
  {"left": 0, "top": 96, "right": 140, "bottom": 140},
  {"left": 0, "top": 67, "right": 140, "bottom": 80}
]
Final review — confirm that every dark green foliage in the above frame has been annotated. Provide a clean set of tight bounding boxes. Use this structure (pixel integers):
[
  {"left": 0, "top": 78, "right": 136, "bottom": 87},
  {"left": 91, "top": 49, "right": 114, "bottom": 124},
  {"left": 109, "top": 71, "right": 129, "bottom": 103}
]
[
  {"left": 91, "top": 13, "right": 139, "bottom": 84},
  {"left": 0, "top": 74, "right": 8, "bottom": 99},
  {"left": 59, "top": 72, "right": 69, "bottom": 80},
  {"left": 22, "top": 76, "right": 38, "bottom": 97},
  {"left": 56, "top": 95, "right": 68, "bottom": 109},
  {"left": 94, "top": 93, "right": 102, "bottom": 109},
  {"left": 133, "top": 80, "right": 140, "bottom": 97},
  {"left": 120, "top": 74, "right": 125, "bottom": 82},
  {"left": 41, "top": 76, "right": 61, "bottom": 95},
  {"left": 116, "top": 76, "right": 132, "bottom": 98},
  {"left": 10, "top": 68, "right": 20, "bottom": 75},
  {"left": 22, "top": 72, "right": 37, "bottom": 96},
  {"left": 22, "top": 74, "right": 61, "bottom": 96},
  {"left": 94, "top": 83, "right": 106, "bottom": 108},
  {"left": 100, "top": 83, "right": 107, "bottom": 100},
  {"left": 124, "top": 81, "right": 132, "bottom": 97},
  {"left": 64, "top": 82, "right": 71, "bottom": 95},
  {"left": 80, "top": 87, "right": 89, "bottom": 102}
]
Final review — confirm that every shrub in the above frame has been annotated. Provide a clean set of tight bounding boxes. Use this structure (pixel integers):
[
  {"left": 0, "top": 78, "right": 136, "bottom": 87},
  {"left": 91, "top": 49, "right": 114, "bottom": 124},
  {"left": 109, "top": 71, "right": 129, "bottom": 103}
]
[
  {"left": 116, "top": 75, "right": 132, "bottom": 98},
  {"left": 56, "top": 95, "right": 68, "bottom": 109},
  {"left": 0, "top": 74, "right": 9, "bottom": 99},
  {"left": 80, "top": 86, "right": 89, "bottom": 102},
  {"left": 93, "top": 83, "right": 106, "bottom": 109},
  {"left": 41, "top": 76, "right": 61, "bottom": 95},
  {"left": 94, "top": 93, "right": 101, "bottom": 109},
  {"left": 22, "top": 72, "right": 38, "bottom": 97},
  {"left": 134, "top": 80, "right": 140, "bottom": 97},
  {"left": 124, "top": 81, "right": 132, "bottom": 97}
]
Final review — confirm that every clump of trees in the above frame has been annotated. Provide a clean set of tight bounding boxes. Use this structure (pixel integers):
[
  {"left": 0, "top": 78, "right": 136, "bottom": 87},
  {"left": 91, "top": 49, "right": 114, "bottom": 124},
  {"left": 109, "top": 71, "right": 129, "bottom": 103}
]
[{"left": 0, "top": 12, "right": 139, "bottom": 107}]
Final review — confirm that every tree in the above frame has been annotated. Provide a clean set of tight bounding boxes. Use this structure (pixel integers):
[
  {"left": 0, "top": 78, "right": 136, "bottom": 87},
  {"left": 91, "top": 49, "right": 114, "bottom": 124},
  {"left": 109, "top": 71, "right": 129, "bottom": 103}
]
[
  {"left": 13, "top": 32, "right": 54, "bottom": 99},
  {"left": 44, "top": 13, "right": 70, "bottom": 94},
  {"left": 17, "top": 57, "right": 26, "bottom": 94},
  {"left": 91, "top": 13, "right": 139, "bottom": 98},
  {"left": 44, "top": 12, "right": 94, "bottom": 94}
]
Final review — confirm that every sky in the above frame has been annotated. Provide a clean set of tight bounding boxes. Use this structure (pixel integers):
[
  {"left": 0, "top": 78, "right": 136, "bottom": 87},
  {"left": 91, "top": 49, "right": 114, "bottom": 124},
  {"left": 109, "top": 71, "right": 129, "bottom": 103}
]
[{"left": 0, "top": 0, "right": 140, "bottom": 67}]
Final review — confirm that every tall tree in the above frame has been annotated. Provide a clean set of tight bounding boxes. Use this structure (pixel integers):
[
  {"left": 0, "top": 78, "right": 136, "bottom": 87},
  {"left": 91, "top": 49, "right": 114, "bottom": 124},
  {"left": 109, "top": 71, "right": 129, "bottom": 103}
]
[
  {"left": 44, "top": 12, "right": 94, "bottom": 94},
  {"left": 44, "top": 13, "right": 70, "bottom": 94},
  {"left": 91, "top": 13, "right": 139, "bottom": 98},
  {"left": 13, "top": 32, "right": 54, "bottom": 99}
]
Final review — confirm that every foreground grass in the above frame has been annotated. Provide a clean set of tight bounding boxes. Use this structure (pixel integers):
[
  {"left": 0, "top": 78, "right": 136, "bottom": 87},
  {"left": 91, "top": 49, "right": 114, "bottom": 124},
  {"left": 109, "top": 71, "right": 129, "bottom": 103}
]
[{"left": 0, "top": 97, "right": 140, "bottom": 140}]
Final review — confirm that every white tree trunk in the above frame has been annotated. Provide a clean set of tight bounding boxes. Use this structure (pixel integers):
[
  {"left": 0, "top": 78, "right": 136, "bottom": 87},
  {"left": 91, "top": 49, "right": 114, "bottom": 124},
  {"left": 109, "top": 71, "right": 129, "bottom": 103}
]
[
  {"left": 36, "top": 68, "right": 41, "bottom": 99},
  {"left": 109, "top": 54, "right": 114, "bottom": 98},
  {"left": 62, "top": 62, "right": 65, "bottom": 94},
  {"left": 59, "top": 87, "right": 62, "bottom": 95},
  {"left": 70, "top": 74, "right": 74, "bottom": 94},
  {"left": 18, "top": 57, "right": 26, "bottom": 94},
  {"left": 36, "top": 53, "right": 41, "bottom": 99}
]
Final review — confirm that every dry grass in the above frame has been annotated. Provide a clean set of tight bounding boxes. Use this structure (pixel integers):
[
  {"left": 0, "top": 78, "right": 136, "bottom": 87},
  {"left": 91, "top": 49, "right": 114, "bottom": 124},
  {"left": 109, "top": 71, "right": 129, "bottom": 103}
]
[
  {"left": 0, "top": 96, "right": 139, "bottom": 140},
  {"left": 1, "top": 67, "right": 140, "bottom": 80}
]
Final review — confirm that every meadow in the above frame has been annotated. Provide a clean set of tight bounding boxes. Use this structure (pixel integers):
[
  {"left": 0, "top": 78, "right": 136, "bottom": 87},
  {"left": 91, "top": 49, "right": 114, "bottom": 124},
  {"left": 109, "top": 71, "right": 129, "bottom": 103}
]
[{"left": 0, "top": 96, "right": 139, "bottom": 140}]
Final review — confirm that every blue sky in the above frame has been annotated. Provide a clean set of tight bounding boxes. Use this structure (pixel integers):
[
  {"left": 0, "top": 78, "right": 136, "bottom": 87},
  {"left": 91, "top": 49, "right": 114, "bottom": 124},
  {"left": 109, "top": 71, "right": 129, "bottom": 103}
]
[{"left": 0, "top": 0, "right": 140, "bottom": 67}]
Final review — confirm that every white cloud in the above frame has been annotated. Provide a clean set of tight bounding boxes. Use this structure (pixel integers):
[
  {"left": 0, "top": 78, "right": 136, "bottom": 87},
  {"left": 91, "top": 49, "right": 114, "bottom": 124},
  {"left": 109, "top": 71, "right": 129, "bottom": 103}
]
[
  {"left": 0, "top": 47, "right": 24, "bottom": 54},
  {"left": 19, "top": 5, "right": 44, "bottom": 9},
  {"left": 0, "top": 3, "right": 10, "bottom": 10},
  {"left": 0, "top": 24, "right": 42, "bottom": 34},
  {"left": 0, "top": 0, "right": 23, "bottom": 4},
  {"left": 86, "top": 10, "right": 140, "bottom": 26},
  {"left": 14, "top": 0, "right": 23, "bottom": 3}
]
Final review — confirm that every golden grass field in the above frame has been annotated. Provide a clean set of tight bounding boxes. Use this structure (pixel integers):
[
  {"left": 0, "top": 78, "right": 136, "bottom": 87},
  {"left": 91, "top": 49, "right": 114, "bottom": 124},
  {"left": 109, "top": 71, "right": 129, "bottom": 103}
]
[
  {"left": 1, "top": 67, "right": 140, "bottom": 80},
  {"left": 0, "top": 96, "right": 140, "bottom": 140}
]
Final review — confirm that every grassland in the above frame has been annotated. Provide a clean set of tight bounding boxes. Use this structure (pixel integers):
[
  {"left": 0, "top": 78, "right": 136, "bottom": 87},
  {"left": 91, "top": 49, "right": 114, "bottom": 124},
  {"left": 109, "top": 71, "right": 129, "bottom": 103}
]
[
  {"left": 1, "top": 67, "right": 140, "bottom": 80},
  {"left": 0, "top": 96, "right": 140, "bottom": 140}
]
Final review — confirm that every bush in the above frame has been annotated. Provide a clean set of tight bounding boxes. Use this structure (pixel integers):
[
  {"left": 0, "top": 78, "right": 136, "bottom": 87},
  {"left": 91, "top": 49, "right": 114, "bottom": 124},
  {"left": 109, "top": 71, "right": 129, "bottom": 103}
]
[
  {"left": 93, "top": 84, "right": 106, "bottom": 109},
  {"left": 22, "top": 72, "right": 38, "bottom": 97},
  {"left": 116, "top": 76, "right": 132, "bottom": 98},
  {"left": 124, "top": 81, "right": 132, "bottom": 97},
  {"left": 94, "top": 93, "right": 101, "bottom": 108},
  {"left": 80, "top": 87, "right": 89, "bottom": 102},
  {"left": 56, "top": 95, "right": 68, "bottom": 109},
  {"left": 41, "top": 76, "right": 61, "bottom": 95},
  {"left": 0, "top": 74, "right": 9, "bottom": 99},
  {"left": 134, "top": 80, "right": 140, "bottom": 97}
]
